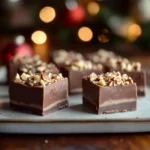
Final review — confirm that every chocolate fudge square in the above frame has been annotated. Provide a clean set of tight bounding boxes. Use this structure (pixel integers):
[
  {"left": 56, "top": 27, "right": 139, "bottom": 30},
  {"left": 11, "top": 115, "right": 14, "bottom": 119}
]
[
  {"left": 85, "top": 49, "right": 117, "bottom": 65},
  {"left": 9, "top": 73, "right": 68, "bottom": 116},
  {"left": 7, "top": 55, "right": 41, "bottom": 82},
  {"left": 82, "top": 72, "right": 137, "bottom": 114},
  {"left": 7, "top": 55, "right": 59, "bottom": 82},
  {"left": 106, "top": 58, "right": 146, "bottom": 96},
  {"left": 52, "top": 49, "right": 84, "bottom": 68},
  {"left": 61, "top": 60, "right": 103, "bottom": 93}
]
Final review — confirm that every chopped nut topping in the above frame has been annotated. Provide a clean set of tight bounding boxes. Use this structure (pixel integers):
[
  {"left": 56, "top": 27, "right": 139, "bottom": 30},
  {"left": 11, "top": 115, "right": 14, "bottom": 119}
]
[
  {"left": 107, "top": 58, "right": 142, "bottom": 72},
  {"left": 37, "top": 66, "right": 46, "bottom": 72},
  {"left": 53, "top": 49, "right": 83, "bottom": 64},
  {"left": 87, "top": 71, "right": 134, "bottom": 86},
  {"left": 40, "top": 79, "right": 45, "bottom": 86},
  {"left": 65, "top": 60, "right": 103, "bottom": 71},
  {"left": 21, "top": 73, "right": 30, "bottom": 81},
  {"left": 14, "top": 72, "right": 64, "bottom": 87},
  {"left": 19, "top": 62, "right": 59, "bottom": 75},
  {"left": 15, "top": 73, "right": 20, "bottom": 79},
  {"left": 91, "top": 49, "right": 116, "bottom": 63},
  {"left": 12, "top": 55, "right": 41, "bottom": 64}
]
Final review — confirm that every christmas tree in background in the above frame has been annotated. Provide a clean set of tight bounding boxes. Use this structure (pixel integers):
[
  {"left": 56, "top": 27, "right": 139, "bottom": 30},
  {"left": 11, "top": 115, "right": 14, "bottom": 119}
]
[{"left": 1, "top": 0, "right": 150, "bottom": 65}]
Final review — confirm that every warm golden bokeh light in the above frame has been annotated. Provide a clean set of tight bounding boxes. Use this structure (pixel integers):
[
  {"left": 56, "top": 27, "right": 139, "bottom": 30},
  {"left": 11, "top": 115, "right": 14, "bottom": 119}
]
[
  {"left": 98, "top": 34, "right": 109, "bottom": 43},
  {"left": 31, "top": 30, "right": 47, "bottom": 44},
  {"left": 87, "top": 2, "right": 100, "bottom": 16},
  {"left": 39, "top": 6, "right": 56, "bottom": 23},
  {"left": 78, "top": 27, "right": 93, "bottom": 42},
  {"left": 127, "top": 24, "right": 142, "bottom": 42}
]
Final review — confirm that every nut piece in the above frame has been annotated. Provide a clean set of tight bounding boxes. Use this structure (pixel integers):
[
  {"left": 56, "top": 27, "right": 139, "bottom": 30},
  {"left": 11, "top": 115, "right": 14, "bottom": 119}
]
[
  {"left": 34, "top": 75, "right": 41, "bottom": 82},
  {"left": 37, "top": 66, "right": 46, "bottom": 72},
  {"left": 71, "top": 66, "right": 78, "bottom": 70},
  {"left": 58, "top": 73, "right": 63, "bottom": 78},
  {"left": 20, "top": 67, "right": 28, "bottom": 73},
  {"left": 87, "top": 71, "right": 134, "bottom": 86},
  {"left": 41, "top": 73, "right": 50, "bottom": 82},
  {"left": 96, "top": 64, "right": 103, "bottom": 70},
  {"left": 88, "top": 72, "right": 97, "bottom": 81},
  {"left": 48, "top": 73, "right": 52, "bottom": 79},
  {"left": 126, "top": 64, "right": 132, "bottom": 72},
  {"left": 21, "top": 73, "right": 30, "bottom": 81},
  {"left": 15, "top": 73, "right": 20, "bottom": 79},
  {"left": 40, "top": 79, "right": 45, "bottom": 86},
  {"left": 98, "top": 79, "right": 106, "bottom": 86}
]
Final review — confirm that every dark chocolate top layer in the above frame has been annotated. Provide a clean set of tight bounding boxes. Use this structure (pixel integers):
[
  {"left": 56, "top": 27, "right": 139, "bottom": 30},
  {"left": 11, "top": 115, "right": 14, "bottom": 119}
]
[
  {"left": 14, "top": 72, "right": 64, "bottom": 87},
  {"left": 86, "top": 71, "right": 134, "bottom": 86}
]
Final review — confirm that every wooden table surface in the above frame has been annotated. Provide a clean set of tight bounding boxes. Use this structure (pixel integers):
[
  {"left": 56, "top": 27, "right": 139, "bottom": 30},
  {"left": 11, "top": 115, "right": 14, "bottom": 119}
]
[{"left": 1, "top": 133, "right": 150, "bottom": 150}]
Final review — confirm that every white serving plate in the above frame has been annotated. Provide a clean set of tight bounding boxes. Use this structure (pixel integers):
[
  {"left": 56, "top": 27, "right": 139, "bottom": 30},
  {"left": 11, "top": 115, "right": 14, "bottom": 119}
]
[{"left": 0, "top": 86, "right": 150, "bottom": 134}]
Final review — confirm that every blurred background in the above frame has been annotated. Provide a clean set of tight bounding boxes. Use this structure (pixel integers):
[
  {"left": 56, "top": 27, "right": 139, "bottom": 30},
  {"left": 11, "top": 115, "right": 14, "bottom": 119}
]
[{"left": 0, "top": 0, "right": 150, "bottom": 64}]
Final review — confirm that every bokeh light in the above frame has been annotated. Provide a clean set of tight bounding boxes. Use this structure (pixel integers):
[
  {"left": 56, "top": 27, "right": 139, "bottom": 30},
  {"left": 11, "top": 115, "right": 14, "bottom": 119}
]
[
  {"left": 87, "top": 2, "right": 100, "bottom": 16},
  {"left": 31, "top": 30, "right": 47, "bottom": 44},
  {"left": 39, "top": 6, "right": 56, "bottom": 23},
  {"left": 15, "top": 35, "right": 25, "bottom": 45},
  {"left": 127, "top": 24, "right": 142, "bottom": 42},
  {"left": 65, "top": 0, "right": 78, "bottom": 10},
  {"left": 78, "top": 27, "right": 93, "bottom": 42}
]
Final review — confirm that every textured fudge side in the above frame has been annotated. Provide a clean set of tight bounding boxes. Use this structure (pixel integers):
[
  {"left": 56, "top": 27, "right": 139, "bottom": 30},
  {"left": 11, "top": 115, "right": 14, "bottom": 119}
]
[
  {"left": 9, "top": 78, "right": 68, "bottom": 116},
  {"left": 127, "top": 70, "right": 146, "bottom": 96},
  {"left": 62, "top": 68, "right": 102, "bottom": 93},
  {"left": 7, "top": 61, "right": 21, "bottom": 82},
  {"left": 61, "top": 60, "right": 103, "bottom": 93},
  {"left": 106, "top": 58, "right": 146, "bottom": 96},
  {"left": 82, "top": 73, "right": 137, "bottom": 114}
]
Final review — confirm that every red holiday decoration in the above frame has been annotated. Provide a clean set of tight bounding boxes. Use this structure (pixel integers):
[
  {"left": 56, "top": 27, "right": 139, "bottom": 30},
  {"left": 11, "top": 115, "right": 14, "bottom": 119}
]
[
  {"left": 63, "top": 5, "right": 86, "bottom": 27},
  {"left": 2, "top": 42, "right": 33, "bottom": 65}
]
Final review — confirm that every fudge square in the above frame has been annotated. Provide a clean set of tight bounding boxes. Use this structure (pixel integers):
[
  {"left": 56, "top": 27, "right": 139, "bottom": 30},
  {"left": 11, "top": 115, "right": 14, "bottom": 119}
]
[
  {"left": 106, "top": 58, "right": 146, "bottom": 96},
  {"left": 82, "top": 71, "right": 137, "bottom": 114},
  {"left": 7, "top": 55, "right": 41, "bottom": 82},
  {"left": 9, "top": 72, "right": 68, "bottom": 116},
  {"left": 61, "top": 60, "right": 103, "bottom": 93},
  {"left": 7, "top": 55, "right": 59, "bottom": 82}
]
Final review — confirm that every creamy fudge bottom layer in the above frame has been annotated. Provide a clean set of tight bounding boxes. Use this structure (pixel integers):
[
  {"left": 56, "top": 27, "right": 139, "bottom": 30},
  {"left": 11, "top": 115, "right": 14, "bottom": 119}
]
[
  {"left": 10, "top": 99, "right": 68, "bottom": 115},
  {"left": 83, "top": 97, "right": 136, "bottom": 114}
]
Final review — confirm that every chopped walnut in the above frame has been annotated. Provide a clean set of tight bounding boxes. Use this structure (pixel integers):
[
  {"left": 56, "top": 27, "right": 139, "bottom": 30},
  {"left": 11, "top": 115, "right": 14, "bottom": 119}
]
[
  {"left": 53, "top": 49, "right": 83, "bottom": 64},
  {"left": 107, "top": 58, "right": 142, "bottom": 72},
  {"left": 91, "top": 49, "right": 116, "bottom": 63},
  {"left": 87, "top": 71, "right": 134, "bottom": 86},
  {"left": 65, "top": 60, "right": 103, "bottom": 71},
  {"left": 14, "top": 72, "right": 64, "bottom": 87},
  {"left": 12, "top": 55, "right": 41, "bottom": 64},
  {"left": 19, "top": 62, "right": 59, "bottom": 75}
]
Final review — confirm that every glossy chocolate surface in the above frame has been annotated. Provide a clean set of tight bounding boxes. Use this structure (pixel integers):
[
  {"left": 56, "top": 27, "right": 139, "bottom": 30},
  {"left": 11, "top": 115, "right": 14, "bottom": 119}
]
[{"left": 9, "top": 78, "right": 68, "bottom": 116}]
